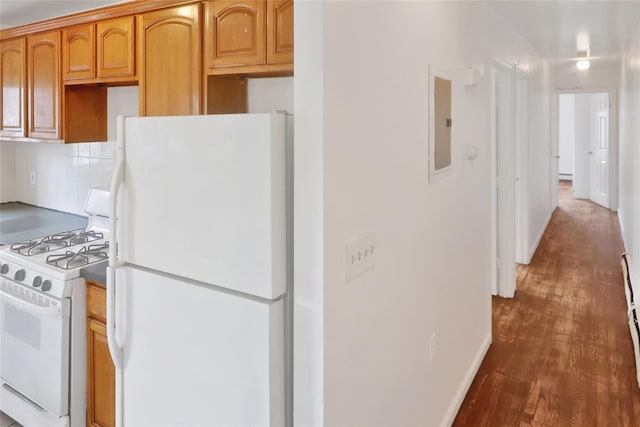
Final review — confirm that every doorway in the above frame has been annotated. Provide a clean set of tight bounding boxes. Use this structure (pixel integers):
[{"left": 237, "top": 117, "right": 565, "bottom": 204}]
[{"left": 557, "top": 91, "right": 614, "bottom": 209}]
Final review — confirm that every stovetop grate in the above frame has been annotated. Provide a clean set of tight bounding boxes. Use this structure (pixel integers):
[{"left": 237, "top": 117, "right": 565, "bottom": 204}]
[
  {"left": 46, "top": 243, "right": 109, "bottom": 270},
  {"left": 10, "top": 229, "right": 104, "bottom": 256}
]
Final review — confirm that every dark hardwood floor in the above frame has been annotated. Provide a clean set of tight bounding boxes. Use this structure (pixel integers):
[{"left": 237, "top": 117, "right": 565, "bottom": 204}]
[{"left": 453, "top": 181, "right": 640, "bottom": 426}]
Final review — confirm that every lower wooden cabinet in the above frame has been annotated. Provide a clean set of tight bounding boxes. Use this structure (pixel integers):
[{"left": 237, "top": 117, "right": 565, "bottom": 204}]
[{"left": 86, "top": 280, "right": 115, "bottom": 427}]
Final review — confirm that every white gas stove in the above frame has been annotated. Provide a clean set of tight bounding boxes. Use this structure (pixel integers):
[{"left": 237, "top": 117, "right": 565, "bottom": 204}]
[
  {"left": 0, "top": 228, "right": 109, "bottom": 299},
  {"left": 0, "top": 189, "right": 109, "bottom": 427}
]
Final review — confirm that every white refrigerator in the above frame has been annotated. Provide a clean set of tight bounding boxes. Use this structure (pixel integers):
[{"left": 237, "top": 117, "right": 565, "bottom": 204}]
[{"left": 107, "top": 113, "right": 290, "bottom": 426}]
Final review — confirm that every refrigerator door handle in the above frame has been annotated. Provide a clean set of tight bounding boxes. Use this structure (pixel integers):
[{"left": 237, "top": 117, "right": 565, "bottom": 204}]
[
  {"left": 109, "top": 115, "right": 127, "bottom": 266},
  {"left": 108, "top": 116, "right": 126, "bottom": 427},
  {"left": 107, "top": 265, "right": 124, "bottom": 427}
]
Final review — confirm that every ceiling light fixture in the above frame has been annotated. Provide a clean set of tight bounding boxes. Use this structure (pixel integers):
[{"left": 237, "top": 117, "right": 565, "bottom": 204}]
[
  {"left": 576, "top": 50, "right": 590, "bottom": 71},
  {"left": 576, "top": 60, "right": 590, "bottom": 70}
]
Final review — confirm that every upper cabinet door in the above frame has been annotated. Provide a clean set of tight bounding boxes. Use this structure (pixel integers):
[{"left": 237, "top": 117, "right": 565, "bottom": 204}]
[
  {"left": 0, "top": 38, "right": 27, "bottom": 138},
  {"left": 266, "top": 0, "right": 293, "bottom": 65},
  {"left": 63, "top": 24, "right": 96, "bottom": 81},
  {"left": 28, "top": 31, "right": 62, "bottom": 140},
  {"left": 139, "top": 4, "right": 202, "bottom": 116},
  {"left": 97, "top": 16, "right": 135, "bottom": 80},
  {"left": 205, "top": 0, "right": 266, "bottom": 69}
]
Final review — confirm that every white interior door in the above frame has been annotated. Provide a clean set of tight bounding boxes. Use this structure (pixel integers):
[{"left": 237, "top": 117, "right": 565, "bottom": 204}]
[
  {"left": 492, "top": 64, "right": 516, "bottom": 298},
  {"left": 589, "top": 93, "right": 610, "bottom": 208}
]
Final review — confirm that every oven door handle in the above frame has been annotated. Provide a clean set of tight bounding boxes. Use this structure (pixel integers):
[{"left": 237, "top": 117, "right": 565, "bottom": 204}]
[{"left": 0, "top": 289, "right": 61, "bottom": 317}]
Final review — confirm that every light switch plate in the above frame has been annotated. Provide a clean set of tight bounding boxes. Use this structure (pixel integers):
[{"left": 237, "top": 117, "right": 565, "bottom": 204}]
[{"left": 346, "top": 232, "right": 376, "bottom": 281}]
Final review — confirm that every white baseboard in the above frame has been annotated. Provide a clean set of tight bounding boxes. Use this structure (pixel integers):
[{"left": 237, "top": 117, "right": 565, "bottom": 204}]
[
  {"left": 527, "top": 210, "right": 553, "bottom": 263},
  {"left": 618, "top": 211, "right": 628, "bottom": 252},
  {"left": 440, "top": 334, "right": 492, "bottom": 427}
]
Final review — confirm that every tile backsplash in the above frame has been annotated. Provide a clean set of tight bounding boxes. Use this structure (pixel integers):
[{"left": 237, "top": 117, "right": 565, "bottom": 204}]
[
  {"left": 14, "top": 141, "right": 116, "bottom": 214},
  {"left": 1, "top": 86, "right": 138, "bottom": 214}
]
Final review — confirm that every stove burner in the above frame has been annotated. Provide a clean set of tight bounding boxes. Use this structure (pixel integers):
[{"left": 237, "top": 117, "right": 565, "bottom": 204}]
[
  {"left": 46, "top": 242, "right": 109, "bottom": 270},
  {"left": 70, "top": 230, "right": 104, "bottom": 245},
  {"left": 10, "top": 240, "right": 65, "bottom": 256},
  {"left": 11, "top": 240, "right": 38, "bottom": 253},
  {"left": 11, "top": 229, "right": 104, "bottom": 256}
]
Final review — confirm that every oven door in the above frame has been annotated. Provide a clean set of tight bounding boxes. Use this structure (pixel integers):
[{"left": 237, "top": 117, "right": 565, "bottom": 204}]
[{"left": 0, "top": 280, "right": 70, "bottom": 416}]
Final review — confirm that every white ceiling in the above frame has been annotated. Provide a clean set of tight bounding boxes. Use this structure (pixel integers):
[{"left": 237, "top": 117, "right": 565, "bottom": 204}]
[
  {"left": 488, "top": 0, "right": 640, "bottom": 70},
  {"left": 1, "top": 0, "right": 640, "bottom": 72}
]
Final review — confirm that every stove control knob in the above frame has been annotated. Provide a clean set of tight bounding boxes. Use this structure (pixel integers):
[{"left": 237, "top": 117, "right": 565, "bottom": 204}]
[
  {"left": 41, "top": 280, "right": 52, "bottom": 292},
  {"left": 0, "top": 264, "right": 8, "bottom": 275},
  {"left": 33, "top": 276, "right": 42, "bottom": 288},
  {"left": 14, "top": 269, "right": 26, "bottom": 282}
]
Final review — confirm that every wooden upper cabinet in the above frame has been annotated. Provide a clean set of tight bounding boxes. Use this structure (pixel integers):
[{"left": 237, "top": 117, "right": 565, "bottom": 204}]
[
  {"left": 97, "top": 16, "right": 135, "bottom": 80},
  {"left": 63, "top": 24, "right": 95, "bottom": 81},
  {"left": 63, "top": 17, "right": 135, "bottom": 84},
  {"left": 266, "top": 0, "right": 293, "bottom": 65},
  {"left": 0, "top": 38, "right": 27, "bottom": 138},
  {"left": 27, "top": 31, "right": 62, "bottom": 140},
  {"left": 204, "top": 0, "right": 292, "bottom": 75},
  {"left": 139, "top": 4, "right": 202, "bottom": 116},
  {"left": 205, "top": 1, "right": 266, "bottom": 69}
]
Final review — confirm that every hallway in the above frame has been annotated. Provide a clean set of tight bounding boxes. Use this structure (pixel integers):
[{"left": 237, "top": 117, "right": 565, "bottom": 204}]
[{"left": 454, "top": 181, "right": 640, "bottom": 426}]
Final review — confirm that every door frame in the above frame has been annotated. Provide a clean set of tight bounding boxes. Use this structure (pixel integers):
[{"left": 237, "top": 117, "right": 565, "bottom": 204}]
[
  {"left": 490, "top": 61, "right": 516, "bottom": 298},
  {"left": 550, "top": 93, "right": 560, "bottom": 209},
  {"left": 553, "top": 87, "right": 619, "bottom": 211},
  {"left": 515, "top": 67, "right": 529, "bottom": 265}
]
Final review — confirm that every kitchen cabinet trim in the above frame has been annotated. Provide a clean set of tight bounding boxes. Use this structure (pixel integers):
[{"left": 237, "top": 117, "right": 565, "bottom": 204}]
[{"left": 0, "top": 0, "right": 200, "bottom": 40}]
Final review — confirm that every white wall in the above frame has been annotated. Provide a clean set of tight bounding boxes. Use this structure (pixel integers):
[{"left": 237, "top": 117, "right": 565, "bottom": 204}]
[
  {"left": 558, "top": 94, "right": 575, "bottom": 177},
  {"left": 619, "top": 20, "right": 640, "bottom": 287},
  {"left": 294, "top": 1, "right": 551, "bottom": 425},
  {"left": 552, "top": 65, "right": 621, "bottom": 91},
  {"left": 0, "top": 141, "right": 16, "bottom": 202},
  {"left": 573, "top": 93, "right": 592, "bottom": 198},
  {"left": 323, "top": 3, "right": 491, "bottom": 423},
  {"left": 248, "top": 77, "right": 293, "bottom": 113},
  {"left": 526, "top": 56, "right": 553, "bottom": 260}
]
